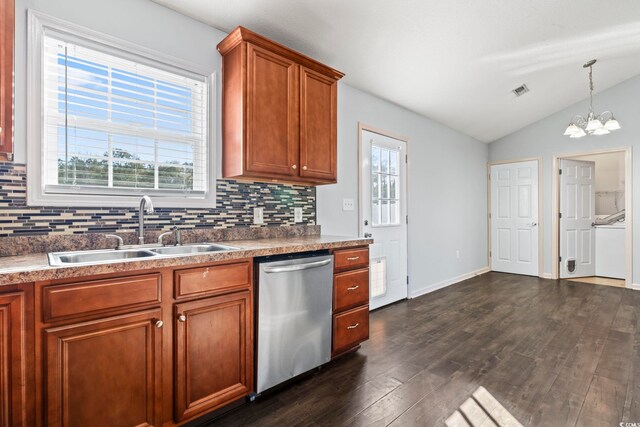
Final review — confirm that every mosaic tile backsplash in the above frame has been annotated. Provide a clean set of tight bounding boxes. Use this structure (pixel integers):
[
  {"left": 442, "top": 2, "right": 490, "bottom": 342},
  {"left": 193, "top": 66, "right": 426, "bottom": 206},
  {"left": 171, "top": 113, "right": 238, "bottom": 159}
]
[{"left": 0, "top": 162, "right": 316, "bottom": 238}]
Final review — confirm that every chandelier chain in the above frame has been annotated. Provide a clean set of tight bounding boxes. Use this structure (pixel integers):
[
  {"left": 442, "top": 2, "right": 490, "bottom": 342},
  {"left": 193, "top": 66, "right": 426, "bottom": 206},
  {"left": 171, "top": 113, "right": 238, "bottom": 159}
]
[{"left": 588, "top": 65, "right": 594, "bottom": 112}]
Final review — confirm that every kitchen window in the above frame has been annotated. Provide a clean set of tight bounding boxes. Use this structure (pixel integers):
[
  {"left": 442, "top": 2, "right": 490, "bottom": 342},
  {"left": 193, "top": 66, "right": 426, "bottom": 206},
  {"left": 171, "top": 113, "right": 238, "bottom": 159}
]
[{"left": 27, "top": 11, "right": 214, "bottom": 207}]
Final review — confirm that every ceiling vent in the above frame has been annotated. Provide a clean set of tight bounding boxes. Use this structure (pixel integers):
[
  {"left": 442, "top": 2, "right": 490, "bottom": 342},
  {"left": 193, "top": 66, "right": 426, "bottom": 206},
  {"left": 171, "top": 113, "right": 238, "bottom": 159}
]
[{"left": 512, "top": 84, "right": 529, "bottom": 97}]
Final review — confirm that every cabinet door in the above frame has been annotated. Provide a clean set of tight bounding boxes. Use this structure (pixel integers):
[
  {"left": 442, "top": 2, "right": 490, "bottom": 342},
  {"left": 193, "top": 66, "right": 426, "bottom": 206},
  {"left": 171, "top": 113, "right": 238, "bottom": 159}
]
[
  {"left": 0, "top": 0, "right": 14, "bottom": 159},
  {"left": 43, "top": 309, "right": 162, "bottom": 427},
  {"left": 0, "top": 292, "right": 26, "bottom": 427},
  {"left": 246, "top": 44, "right": 299, "bottom": 177},
  {"left": 299, "top": 66, "right": 337, "bottom": 182},
  {"left": 174, "top": 291, "right": 252, "bottom": 422}
]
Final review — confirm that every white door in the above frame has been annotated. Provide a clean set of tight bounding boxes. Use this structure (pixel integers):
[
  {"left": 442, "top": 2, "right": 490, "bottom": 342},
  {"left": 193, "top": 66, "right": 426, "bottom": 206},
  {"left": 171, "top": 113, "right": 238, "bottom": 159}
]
[
  {"left": 360, "top": 130, "right": 408, "bottom": 310},
  {"left": 490, "top": 160, "right": 539, "bottom": 276},
  {"left": 560, "top": 159, "right": 596, "bottom": 278}
]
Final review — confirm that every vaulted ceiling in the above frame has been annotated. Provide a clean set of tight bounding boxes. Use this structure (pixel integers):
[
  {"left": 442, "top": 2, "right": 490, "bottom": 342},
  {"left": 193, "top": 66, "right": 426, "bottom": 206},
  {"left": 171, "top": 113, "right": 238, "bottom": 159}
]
[{"left": 152, "top": 0, "right": 640, "bottom": 142}]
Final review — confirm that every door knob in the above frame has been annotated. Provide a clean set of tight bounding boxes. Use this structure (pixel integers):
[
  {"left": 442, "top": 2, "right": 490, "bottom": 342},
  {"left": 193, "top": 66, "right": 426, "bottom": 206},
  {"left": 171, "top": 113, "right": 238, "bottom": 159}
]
[
  {"left": 178, "top": 314, "right": 186, "bottom": 323},
  {"left": 302, "top": 166, "right": 307, "bottom": 170},
  {"left": 292, "top": 165, "right": 297, "bottom": 170},
  {"left": 528, "top": 222, "right": 538, "bottom": 227},
  {"left": 154, "top": 320, "right": 163, "bottom": 328}
]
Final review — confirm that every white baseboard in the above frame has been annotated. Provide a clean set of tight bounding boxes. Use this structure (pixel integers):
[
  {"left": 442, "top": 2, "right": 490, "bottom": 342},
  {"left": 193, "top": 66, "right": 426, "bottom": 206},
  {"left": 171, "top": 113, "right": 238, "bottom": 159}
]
[
  {"left": 540, "top": 273, "right": 553, "bottom": 279},
  {"left": 409, "top": 266, "right": 490, "bottom": 299},
  {"left": 631, "top": 283, "right": 640, "bottom": 291}
]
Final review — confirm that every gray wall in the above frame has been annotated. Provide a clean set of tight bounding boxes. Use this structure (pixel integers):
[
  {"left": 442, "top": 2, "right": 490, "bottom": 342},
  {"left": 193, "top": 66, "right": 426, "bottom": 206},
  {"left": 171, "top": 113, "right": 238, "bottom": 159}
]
[
  {"left": 489, "top": 75, "right": 640, "bottom": 283},
  {"left": 13, "top": 0, "right": 491, "bottom": 295},
  {"left": 318, "top": 84, "right": 489, "bottom": 297}
]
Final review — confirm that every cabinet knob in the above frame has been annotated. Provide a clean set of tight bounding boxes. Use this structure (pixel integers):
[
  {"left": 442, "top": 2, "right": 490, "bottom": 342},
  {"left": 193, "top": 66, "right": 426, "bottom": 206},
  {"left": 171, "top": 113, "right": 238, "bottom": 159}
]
[
  {"left": 347, "top": 323, "right": 360, "bottom": 330},
  {"left": 178, "top": 314, "right": 186, "bottom": 323},
  {"left": 302, "top": 166, "right": 308, "bottom": 171},
  {"left": 346, "top": 285, "right": 360, "bottom": 291},
  {"left": 154, "top": 320, "right": 163, "bottom": 328},
  {"left": 292, "top": 165, "right": 297, "bottom": 170}
]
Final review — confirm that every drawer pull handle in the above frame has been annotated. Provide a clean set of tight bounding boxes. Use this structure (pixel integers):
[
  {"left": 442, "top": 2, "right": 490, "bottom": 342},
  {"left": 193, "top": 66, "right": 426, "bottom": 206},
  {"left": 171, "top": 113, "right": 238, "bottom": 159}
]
[
  {"left": 178, "top": 314, "right": 186, "bottom": 323},
  {"left": 347, "top": 256, "right": 360, "bottom": 261},
  {"left": 347, "top": 323, "right": 360, "bottom": 330},
  {"left": 154, "top": 320, "right": 163, "bottom": 329},
  {"left": 347, "top": 285, "right": 360, "bottom": 291}
]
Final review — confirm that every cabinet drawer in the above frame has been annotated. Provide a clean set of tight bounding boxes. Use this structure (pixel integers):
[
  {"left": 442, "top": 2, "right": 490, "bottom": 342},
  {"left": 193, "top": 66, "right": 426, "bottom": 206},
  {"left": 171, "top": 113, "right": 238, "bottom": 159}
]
[
  {"left": 175, "top": 261, "right": 251, "bottom": 299},
  {"left": 42, "top": 274, "right": 161, "bottom": 323},
  {"left": 334, "top": 247, "right": 369, "bottom": 271},
  {"left": 332, "top": 305, "right": 369, "bottom": 355},
  {"left": 334, "top": 268, "right": 369, "bottom": 312}
]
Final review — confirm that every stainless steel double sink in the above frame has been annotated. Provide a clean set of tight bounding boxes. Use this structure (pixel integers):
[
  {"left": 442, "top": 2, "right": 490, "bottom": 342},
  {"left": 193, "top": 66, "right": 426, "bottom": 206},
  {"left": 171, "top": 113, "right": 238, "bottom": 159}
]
[{"left": 48, "top": 243, "right": 239, "bottom": 267}]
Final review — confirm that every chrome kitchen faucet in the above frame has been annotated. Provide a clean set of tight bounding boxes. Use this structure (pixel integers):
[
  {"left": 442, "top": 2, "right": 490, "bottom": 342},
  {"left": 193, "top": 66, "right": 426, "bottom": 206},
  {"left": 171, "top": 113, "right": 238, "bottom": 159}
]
[{"left": 138, "top": 195, "right": 155, "bottom": 245}]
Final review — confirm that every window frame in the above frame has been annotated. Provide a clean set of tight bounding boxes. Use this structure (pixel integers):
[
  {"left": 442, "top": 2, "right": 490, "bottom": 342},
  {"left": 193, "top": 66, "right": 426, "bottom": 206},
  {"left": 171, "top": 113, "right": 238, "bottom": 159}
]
[
  {"left": 27, "top": 10, "right": 216, "bottom": 208},
  {"left": 371, "top": 143, "right": 401, "bottom": 227}
]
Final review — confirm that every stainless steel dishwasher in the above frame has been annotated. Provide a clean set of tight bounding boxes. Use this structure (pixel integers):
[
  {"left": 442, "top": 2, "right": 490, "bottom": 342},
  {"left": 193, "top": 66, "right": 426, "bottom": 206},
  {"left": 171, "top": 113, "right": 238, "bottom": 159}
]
[{"left": 256, "top": 251, "right": 334, "bottom": 394}]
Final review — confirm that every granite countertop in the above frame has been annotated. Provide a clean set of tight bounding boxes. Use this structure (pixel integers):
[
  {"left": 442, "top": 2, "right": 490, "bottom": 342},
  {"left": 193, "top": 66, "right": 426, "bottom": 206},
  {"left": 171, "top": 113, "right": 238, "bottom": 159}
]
[{"left": 0, "top": 235, "right": 373, "bottom": 286}]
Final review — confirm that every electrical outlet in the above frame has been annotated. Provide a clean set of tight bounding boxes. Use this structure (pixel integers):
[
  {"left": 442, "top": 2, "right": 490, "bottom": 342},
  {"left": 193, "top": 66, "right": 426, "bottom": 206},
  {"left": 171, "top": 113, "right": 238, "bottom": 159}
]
[
  {"left": 253, "top": 207, "right": 264, "bottom": 225},
  {"left": 456, "top": 250, "right": 460, "bottom": 259},
  {"left": 294, "top": 207, "right": 303, "bottom": 223},
  {"left": 342, "top": 198, "right": 355, "bottom": 211}
]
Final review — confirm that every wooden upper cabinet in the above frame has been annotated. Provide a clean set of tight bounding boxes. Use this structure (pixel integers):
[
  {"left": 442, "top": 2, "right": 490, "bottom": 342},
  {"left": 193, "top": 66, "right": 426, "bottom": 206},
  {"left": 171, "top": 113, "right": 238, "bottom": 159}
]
[
  {"left": 0, "top": 0, "right": 14, "bottom": 160},
  {"left": 246, "top": 45, "right": 299, "bottom": 177},
  {"left": 218, "top": 26, "right": 343, "bottom": 185},
  {"left": 299, "top": 66, "right": 337, "bottom": 181}
]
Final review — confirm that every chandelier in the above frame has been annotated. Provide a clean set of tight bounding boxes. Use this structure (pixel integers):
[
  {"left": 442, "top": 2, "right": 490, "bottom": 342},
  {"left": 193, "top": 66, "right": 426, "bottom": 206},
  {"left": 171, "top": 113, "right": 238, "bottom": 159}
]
[{"left": 563, "top": 59, "right": 620, "bottom": 138}]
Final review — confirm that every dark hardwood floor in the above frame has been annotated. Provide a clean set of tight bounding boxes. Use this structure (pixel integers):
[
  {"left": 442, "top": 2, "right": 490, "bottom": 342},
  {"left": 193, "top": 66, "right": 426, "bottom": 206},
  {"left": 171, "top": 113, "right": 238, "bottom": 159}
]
[{"left": 207, "top": 272, "right": 640, "bottom": 426}]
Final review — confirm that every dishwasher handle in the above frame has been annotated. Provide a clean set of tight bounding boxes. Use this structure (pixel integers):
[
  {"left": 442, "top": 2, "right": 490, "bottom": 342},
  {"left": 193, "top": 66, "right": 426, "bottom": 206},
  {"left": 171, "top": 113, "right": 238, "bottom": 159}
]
[{"left": 263, "top": 258, "right": 332, "bottom": 273}]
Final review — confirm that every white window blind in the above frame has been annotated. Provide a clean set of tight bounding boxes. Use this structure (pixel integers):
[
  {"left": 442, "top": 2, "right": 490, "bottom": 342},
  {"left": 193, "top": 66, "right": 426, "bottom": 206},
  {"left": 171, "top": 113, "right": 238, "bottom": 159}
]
[{"left": 42, "top": 34, "right": 208, "bottom": 197}]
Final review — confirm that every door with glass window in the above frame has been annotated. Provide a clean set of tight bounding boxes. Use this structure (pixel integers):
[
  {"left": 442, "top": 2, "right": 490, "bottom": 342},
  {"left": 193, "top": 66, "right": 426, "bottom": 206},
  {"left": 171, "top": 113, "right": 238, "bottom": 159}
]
[{"left": 360, "top": 129, "right": 408, "bottom": 310}]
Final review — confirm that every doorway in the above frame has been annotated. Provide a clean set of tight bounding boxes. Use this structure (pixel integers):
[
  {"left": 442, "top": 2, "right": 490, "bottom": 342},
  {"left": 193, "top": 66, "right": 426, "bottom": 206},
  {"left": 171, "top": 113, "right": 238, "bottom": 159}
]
[
  {"left": 552, "top": 148, "right": 632, "bottom": 287},
  {"left": 488, "top": 159, "right": 542, "bottom": 276},
  {"left": 359, "top": 124, "right": 408, "bottom": 310}
]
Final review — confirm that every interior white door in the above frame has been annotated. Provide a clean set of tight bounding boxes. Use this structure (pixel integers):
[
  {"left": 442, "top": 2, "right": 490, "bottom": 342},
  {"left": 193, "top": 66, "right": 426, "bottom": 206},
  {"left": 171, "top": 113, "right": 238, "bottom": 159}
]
[
  {"left": 360, "top": 130, "right": 408, "bottom": 310},
  {"left": 559, "top": 159, "right": 596, "bottom": 278},
  {"left": 490, "top": 160, "right": 539, "bottom": 276}
]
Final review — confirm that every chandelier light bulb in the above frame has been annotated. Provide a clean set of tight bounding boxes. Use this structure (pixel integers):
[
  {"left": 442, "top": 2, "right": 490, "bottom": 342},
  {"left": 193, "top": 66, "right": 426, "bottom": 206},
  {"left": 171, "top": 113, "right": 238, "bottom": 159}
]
[
  {"left": 585, "top": 118, "right": 603, "bottom": 131},
  {"left": 604, "top": 118, "right": 621, "bottom": 131},
  {"left": 564, "top": 123, "right": 580, "bottom": 136},
  {"left": 569, "top": 128, "right": 587, "bottom": 138}
]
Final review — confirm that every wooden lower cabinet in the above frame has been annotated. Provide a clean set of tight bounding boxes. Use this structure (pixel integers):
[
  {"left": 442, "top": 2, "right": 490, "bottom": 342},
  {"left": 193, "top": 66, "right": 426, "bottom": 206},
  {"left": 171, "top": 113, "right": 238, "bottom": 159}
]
[
  {"left": 331, "top": 247, "right": 370, "bottom": 358},
  {"left": 332, "top": 306, "right": 370, "bottom": 356},
  {"left": 0, "top": 291, "right": 28, "bottom": 427},
  {"left": 43, "top": 309, "right": 163, "bottom": 427},
  {"left": 174, "top": 291, "right": 253, "bottom": 422}
]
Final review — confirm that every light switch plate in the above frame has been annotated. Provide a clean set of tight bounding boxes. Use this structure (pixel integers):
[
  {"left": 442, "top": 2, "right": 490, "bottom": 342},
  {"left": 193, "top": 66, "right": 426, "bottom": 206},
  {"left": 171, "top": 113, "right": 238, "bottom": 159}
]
[
  {"left": 342, "top": 198, "right": 355, "bottom": 211},
  {"left": 294, "top": 207, "right": 303, "bottom": 223},
  {"left": 253, "top": 207, "right": 264, "bottom": 224}
]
